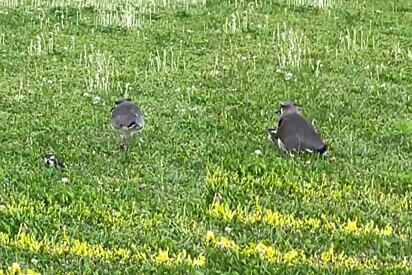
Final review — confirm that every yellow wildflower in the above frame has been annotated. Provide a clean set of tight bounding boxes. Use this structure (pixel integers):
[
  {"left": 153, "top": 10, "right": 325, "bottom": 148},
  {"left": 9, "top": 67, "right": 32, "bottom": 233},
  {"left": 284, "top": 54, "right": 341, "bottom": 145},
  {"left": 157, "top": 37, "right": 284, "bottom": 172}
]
[
  {"left": 255, "top": 242, "right": 268, "bottom": 255},
  {"left": 214, "top": 236, "right": 240, "bottom": 251},
  {"left": 26, "top": 269, "right": 41, "bottom": 275},
  {"left": 382, "top": 224, "right": 393, "bottom": 236},
  {"left": 283, "top": 249, "right": 299, "bottom": 263},
  {"left": 154, "top": 248, "right": 169, "bottom": 263},
  {"left": 344, "top": 257, "right": 355, "bottom": 268},
  {"left": 343, "top": 218, "right": 357, "bottom": 233},
  {"left": 320, "top": 243, "right": 334, "bottom": 263},
  {"left": 8, "top": 262, "right": 22, "bottom": 274},
  {"left": 205, "top": 230, "right": 216, "bottom": 245},
  {"left": 193, "top": 254, "right": 205, "bottom": 267},
  {"left": 219, "top": 237, "right": 230, "bottom": 249}
]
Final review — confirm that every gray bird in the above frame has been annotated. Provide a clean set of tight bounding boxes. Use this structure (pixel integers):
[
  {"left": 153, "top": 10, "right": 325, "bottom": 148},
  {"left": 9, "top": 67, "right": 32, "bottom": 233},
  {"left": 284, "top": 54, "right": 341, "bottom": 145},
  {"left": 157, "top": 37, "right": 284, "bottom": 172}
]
[
  {"left": 110, "top": 98, "right": 144, "bottom": 152},
  {"left": 267, "top": 101, "right": 327, "bottom": 154}
]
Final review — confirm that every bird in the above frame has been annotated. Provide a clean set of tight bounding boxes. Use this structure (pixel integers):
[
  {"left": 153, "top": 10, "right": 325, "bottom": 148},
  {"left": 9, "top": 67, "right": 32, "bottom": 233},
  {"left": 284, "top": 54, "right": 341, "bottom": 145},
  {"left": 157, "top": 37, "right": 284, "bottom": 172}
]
[
  {"left": 44, "top": 153, "right": 65, "bottom": 170},
  {"left": 267, "top": 128, "right": 287, "bottom": 151},
  {"left": 267, "top": 101, "right": 327, "bottom": 154},
  {"left": 110, "top": 98, "right": 144, "bottom": 153}
]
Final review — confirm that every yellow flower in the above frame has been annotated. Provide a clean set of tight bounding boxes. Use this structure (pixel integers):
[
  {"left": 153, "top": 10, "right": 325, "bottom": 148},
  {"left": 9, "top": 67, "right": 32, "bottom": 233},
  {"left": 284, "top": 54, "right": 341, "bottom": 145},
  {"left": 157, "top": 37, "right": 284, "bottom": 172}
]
[
  {"left": 117, "top": 248, "right": 130, "bottom": 259},
  {"left": 255, "top": 242, "right": 268, "bottom": 257},
  {"left": 382, "top": 224, "right": 393, "bottom": 236},
  {"left": 343, "top": 219, "right": 357, "bottom": 233},
  {"left": 8, "top": 262, "right": 22, "bottom": 274},
  {"left": 205, "top": 230, "right": 216, "bottom": 245},
  {"left": 283, "top": 249, "right": 299, "bottom": 263},
  {"left": 219, "top": 237, "right": 230, "bottom": 249},
  {"left": 264, "top": 245, "right": 276, "bottom": 260},
  {"left": 26, "top": 269, "right": 41, "bottom": 275},
  {"left": 154, "top": 248, "right": 169, "bottom": 263},
  {"left": 305, "top": 217, "right": 320, "bottom": 229},
  {"left": 320, "top": 243, "right": 334, "bottom": 263},
  {"left": 344, "top": 257, "right": 355, "bottom": 268},
  {"left": 193, "top": 254, "right": 205, "bottom": 267},
  {"left": 73, "top": 239, "right": 87, "bottom": 256},
  {"left": 225, "top": 237, "right": 239, "bottom": 251}
]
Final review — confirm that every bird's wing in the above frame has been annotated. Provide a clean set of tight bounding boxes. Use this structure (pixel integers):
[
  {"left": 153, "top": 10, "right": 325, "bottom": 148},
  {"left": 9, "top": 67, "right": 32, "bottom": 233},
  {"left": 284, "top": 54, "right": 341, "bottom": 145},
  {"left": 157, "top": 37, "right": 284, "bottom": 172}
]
[
  {"left": 111, "top": 103, "right": 144, "bottom": 129},
  {"left": 113, "top": 113, "right": 143, "bottom": 129},
  {"left": 279, "top": 133, "right": 300, "bottom": 151},
  {"left": 277, "top": 114, "right": 324, "bottom": 151},
  {"left": 276, "top": 116, "right": 299, "bottom": 149},
  {"left": 293, "top": 115, "right": 325, "bottom": 150}
]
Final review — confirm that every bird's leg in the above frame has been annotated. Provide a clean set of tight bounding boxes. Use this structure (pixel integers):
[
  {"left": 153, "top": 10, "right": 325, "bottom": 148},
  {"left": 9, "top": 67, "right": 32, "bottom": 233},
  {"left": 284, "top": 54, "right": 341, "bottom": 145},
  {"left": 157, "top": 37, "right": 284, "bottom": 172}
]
[
  {"left": 124, "top": 137, "right": 130, "bottom": 154},
  {"left": 119, "top": 135, "right": 127, "bottom": 151}
]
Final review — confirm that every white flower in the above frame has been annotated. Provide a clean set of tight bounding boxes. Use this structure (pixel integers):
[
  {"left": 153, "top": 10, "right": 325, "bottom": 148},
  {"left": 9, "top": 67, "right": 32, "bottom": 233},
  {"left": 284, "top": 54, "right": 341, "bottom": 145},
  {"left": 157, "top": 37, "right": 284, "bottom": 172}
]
[
  {"left": 285, "top": 72, "right": 293, "bottom": 81},
  {"left": 92, "top": 96, "right": 101, "bottom": 104},
  {"left": 31, "top": 258, "right": 38, "bottom": 264}
]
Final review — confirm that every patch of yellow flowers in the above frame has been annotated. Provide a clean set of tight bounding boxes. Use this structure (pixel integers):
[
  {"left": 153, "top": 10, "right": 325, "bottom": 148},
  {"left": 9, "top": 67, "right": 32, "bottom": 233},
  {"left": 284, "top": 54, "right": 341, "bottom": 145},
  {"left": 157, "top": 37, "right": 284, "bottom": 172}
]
[
  {"left": 208, "top": 201, "right": 394, "bottom": 237},
  {"left": 0, "top": 262, "right": 40, "bottom": 275},
  {"left": 205, "top": 230, "right": 410, "bottom": 270},
  {"left": 206, "top": 168, "right": 410, "bottom": 213},
  {"left": 0, "top": 231, "right": 204, "bottom": 268}
]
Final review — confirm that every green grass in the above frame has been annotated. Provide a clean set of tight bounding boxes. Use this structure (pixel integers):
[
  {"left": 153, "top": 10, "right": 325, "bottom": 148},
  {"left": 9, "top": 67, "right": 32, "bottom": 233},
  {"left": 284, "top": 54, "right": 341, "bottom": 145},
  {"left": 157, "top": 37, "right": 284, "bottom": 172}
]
[
  {"left": 204, "top": 0, "right": 412, "bottom": 273},
  {"left": 0, "top": 0, "right": 206, "bottom": 273},
  {"left": 0, "top": 0, "right": 411, "bottom": 274}
]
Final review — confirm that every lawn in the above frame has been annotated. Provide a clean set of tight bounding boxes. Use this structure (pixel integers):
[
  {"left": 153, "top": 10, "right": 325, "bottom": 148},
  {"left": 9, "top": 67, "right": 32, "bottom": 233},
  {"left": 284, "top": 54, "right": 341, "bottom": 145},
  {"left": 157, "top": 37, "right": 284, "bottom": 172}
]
[
  {"left": 0, "top": 0, "right": 411, "bottom": 274},
  {"left": 204, "top": 0, "right": 412, "bottom": 273},
  {"left": 0, "top": 0, "right": 206, "bottom": 273}
]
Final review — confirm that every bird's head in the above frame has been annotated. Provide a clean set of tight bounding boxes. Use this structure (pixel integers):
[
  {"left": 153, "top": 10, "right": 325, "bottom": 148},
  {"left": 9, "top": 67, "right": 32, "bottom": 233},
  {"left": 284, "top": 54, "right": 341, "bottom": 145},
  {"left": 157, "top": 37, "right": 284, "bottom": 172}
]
[
  {"left": 267, "top": 128, "right": 278, "bottom": 141},
  {"left": 278, "top": 101, "right": 300, "bottom": 115},
  {"left": 111, "top": 98, "right": 131, "bottom": 111}
]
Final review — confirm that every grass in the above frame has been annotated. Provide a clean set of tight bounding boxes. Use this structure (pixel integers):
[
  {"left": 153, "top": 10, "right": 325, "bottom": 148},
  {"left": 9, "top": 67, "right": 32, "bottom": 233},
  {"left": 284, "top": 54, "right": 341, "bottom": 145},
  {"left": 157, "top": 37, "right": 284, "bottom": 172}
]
[
  {"left": 0, "top": 0, "right": 206, "bottom": 273},
  {"left": 204, "top": 0, "right": 412, "bottom": 273},
  {"left": 0, "top": 0, "right": 411, "bottom": 274}
]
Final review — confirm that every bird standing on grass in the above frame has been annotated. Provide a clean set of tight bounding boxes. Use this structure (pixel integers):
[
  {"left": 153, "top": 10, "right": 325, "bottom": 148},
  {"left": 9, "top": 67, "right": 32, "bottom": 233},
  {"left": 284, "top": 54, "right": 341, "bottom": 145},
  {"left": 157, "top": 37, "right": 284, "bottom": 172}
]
[
  {"left": 110, "top": 98, "right": 144, "bottom": 153},
  {"left": 44, "top": 152, "right": 65, "bottom": 170},
  {"left": 268, "top": 101, "right": 327, "bottom": 154}
]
